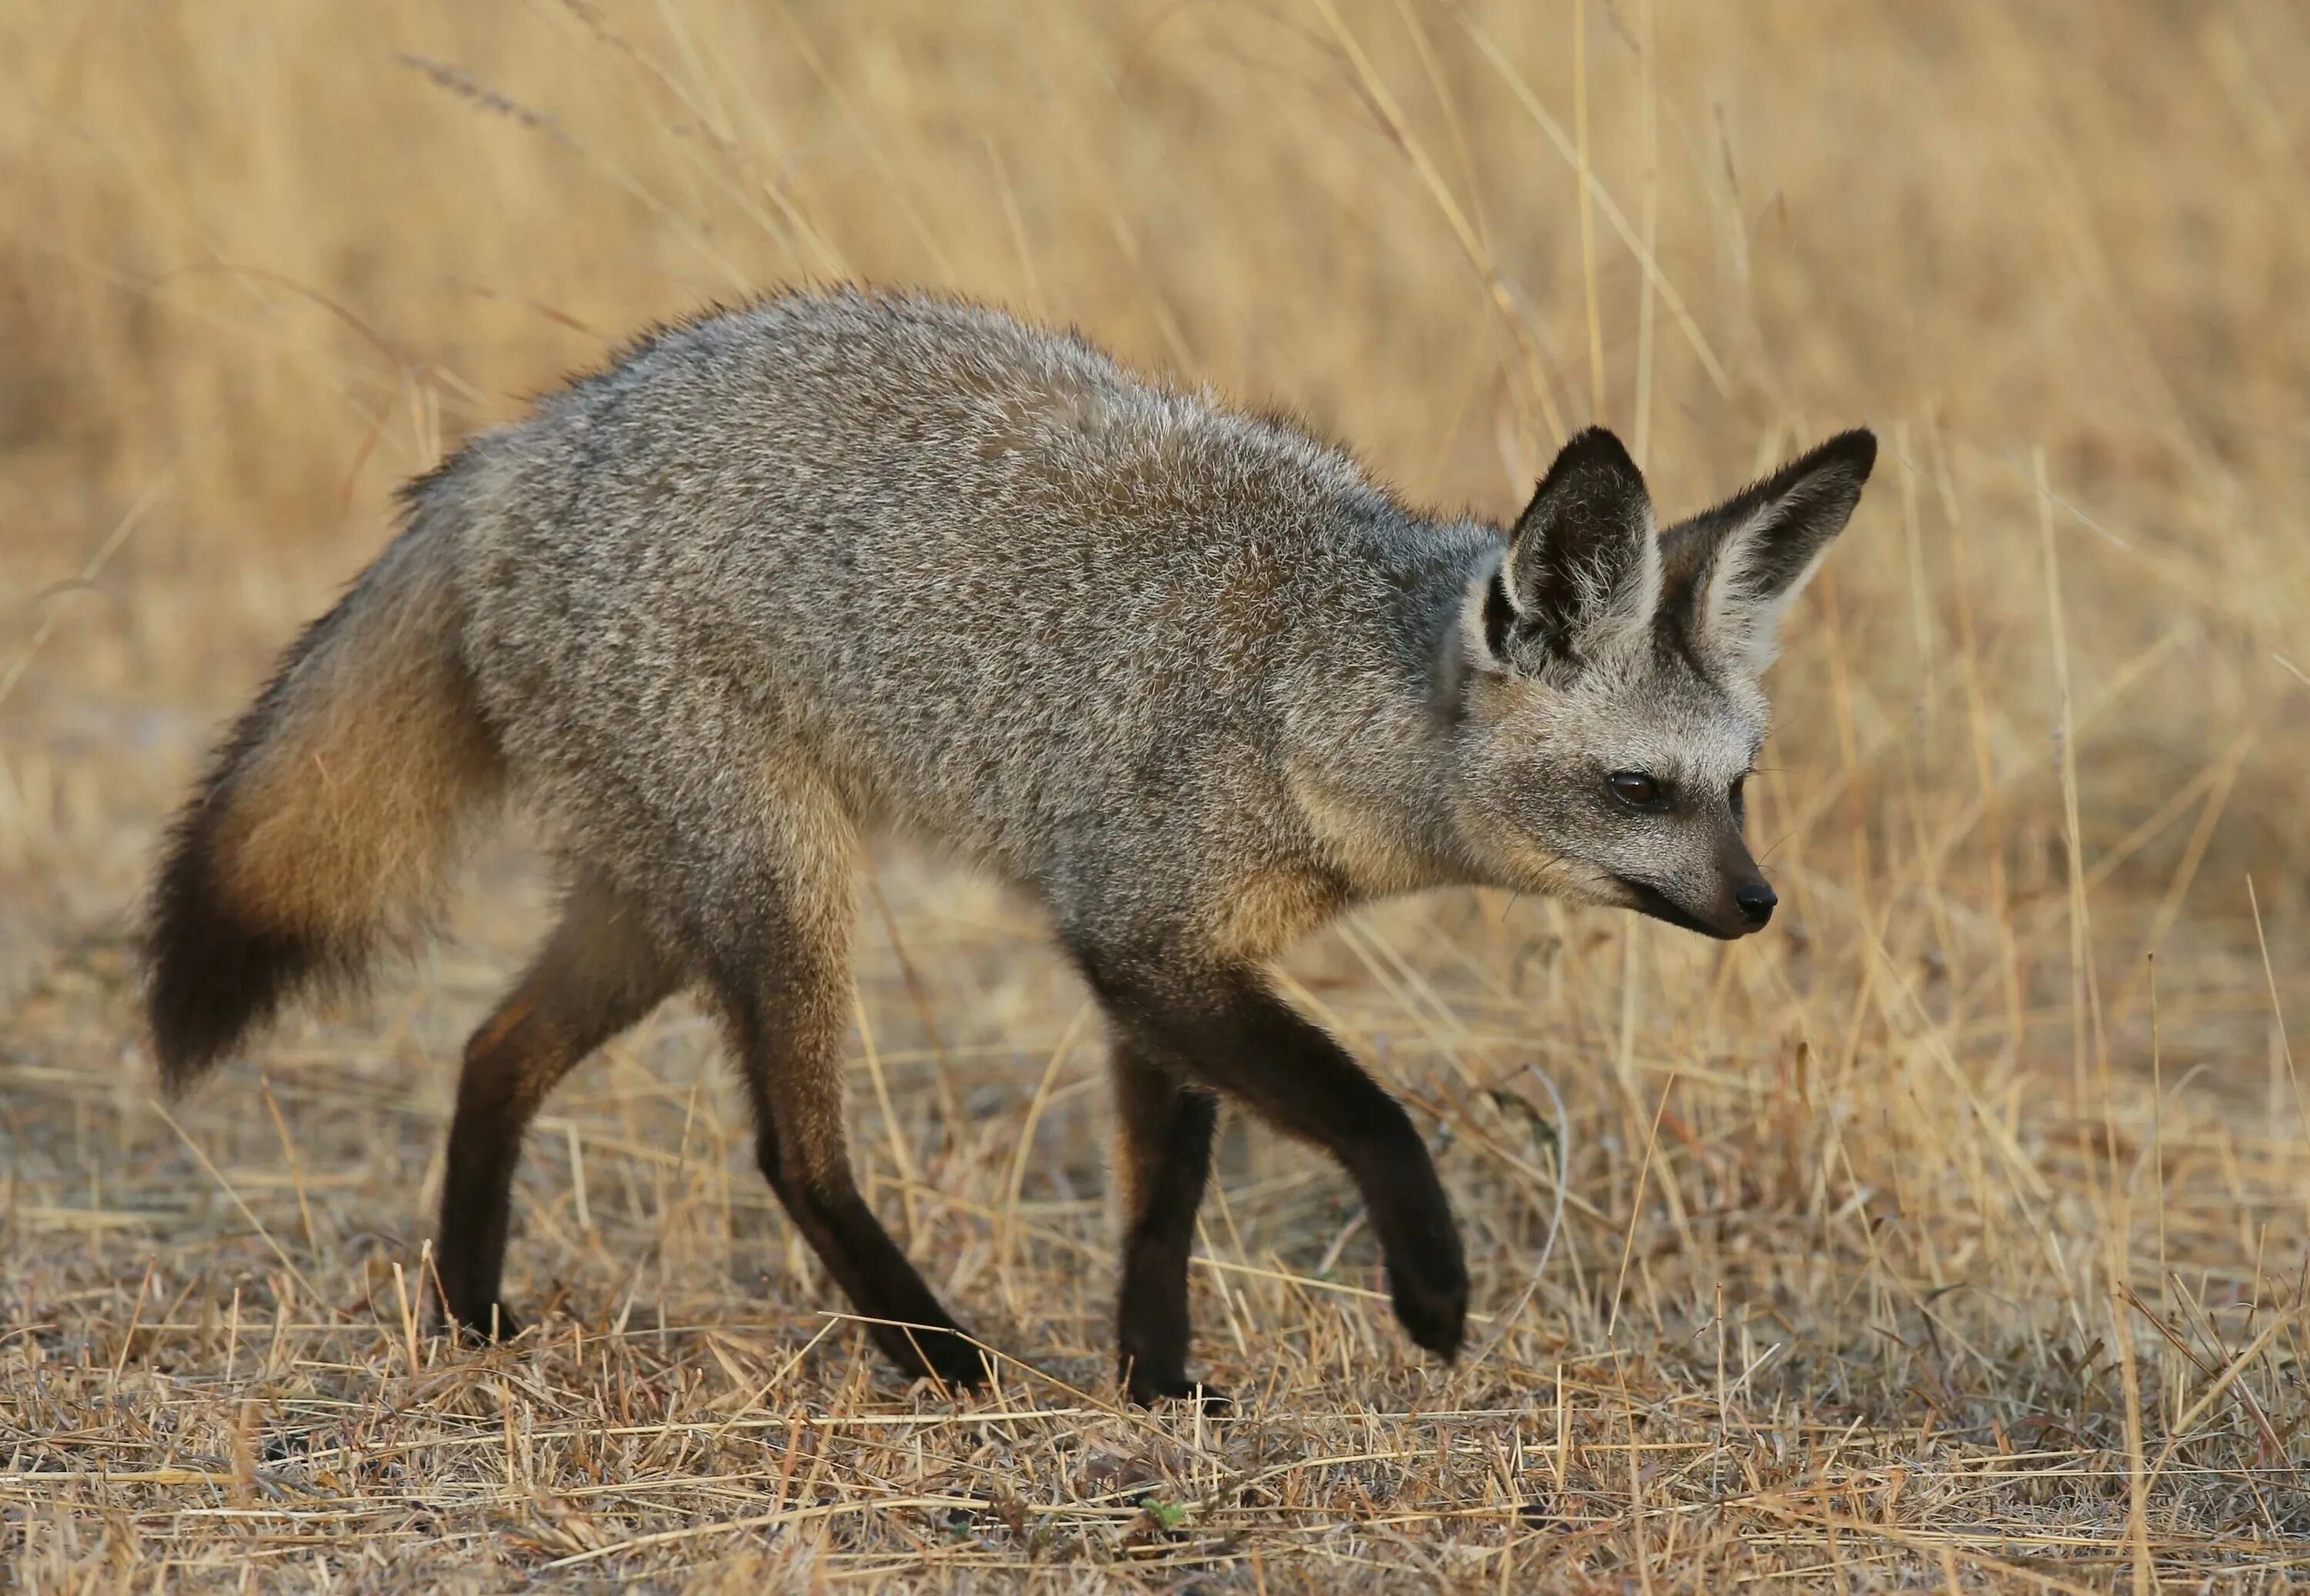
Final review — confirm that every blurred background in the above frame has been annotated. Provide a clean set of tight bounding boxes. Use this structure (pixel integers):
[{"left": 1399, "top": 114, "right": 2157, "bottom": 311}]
[{"left": 4, "top": 2, "right": 2306, "bottom": 1585}]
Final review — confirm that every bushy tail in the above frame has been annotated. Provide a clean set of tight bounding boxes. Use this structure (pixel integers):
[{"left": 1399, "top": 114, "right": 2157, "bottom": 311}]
[{"left": 146, "top": 504, "right": 503, "bottom": 1093}]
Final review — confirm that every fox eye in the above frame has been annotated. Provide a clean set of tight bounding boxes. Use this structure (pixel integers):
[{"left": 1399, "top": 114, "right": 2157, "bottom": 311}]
[
  {"left": 1729, "top": 773, "right": 1748, "bottom": 815},
  {"left": 1608, "top": 771, "right": 1666, "bottom": 811}
]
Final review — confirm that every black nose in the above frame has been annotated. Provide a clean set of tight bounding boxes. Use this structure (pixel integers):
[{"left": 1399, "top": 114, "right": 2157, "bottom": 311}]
[{"left": 1734, "top": 883, "right": 1777, "bottom": 929}]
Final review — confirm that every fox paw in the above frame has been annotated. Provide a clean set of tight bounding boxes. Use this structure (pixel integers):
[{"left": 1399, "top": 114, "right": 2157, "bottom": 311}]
[
  {"left": 897, "top": 1328, "right": 996, "bottom": 1395},
  {"left": 439, "top": 1300, "right": 524, "bottom": 1346},
  {"left": 1127, "top": 1375, "right": 1232, "bottom": 1413},
  {"left": 1388, "top": 1258, "right": 1468, "bottom": 1360}
]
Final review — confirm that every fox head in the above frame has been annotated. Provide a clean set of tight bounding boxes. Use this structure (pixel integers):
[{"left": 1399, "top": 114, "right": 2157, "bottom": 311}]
[{"left": 1442, "top": 425, "right": 1876, "bottom": 938}]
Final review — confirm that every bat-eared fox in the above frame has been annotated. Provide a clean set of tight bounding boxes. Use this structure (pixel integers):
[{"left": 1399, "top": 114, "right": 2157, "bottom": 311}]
[{"left": 148, "top": 289, "right": 1873, "bottom": 1405}]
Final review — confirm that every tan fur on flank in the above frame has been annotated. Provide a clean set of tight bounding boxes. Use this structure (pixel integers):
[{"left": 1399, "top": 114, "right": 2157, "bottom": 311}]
[{"left": 1205, "top": 862, "right": 1348, "bottom": 967}]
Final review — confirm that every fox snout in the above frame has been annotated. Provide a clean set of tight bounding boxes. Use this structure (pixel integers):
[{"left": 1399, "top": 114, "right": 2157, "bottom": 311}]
[
  {"left": 1615, "top": 834, "right": 1779, "bottom": 941},
  {"left": 1660, "top": 878, "right": 1776, "bottom": 940},
  {"left": 1699, "top": 811, "right": 1787, "bottom": 930},
  {"left": 1694, "top": 836, "right": 1779, "bottom": 939}
]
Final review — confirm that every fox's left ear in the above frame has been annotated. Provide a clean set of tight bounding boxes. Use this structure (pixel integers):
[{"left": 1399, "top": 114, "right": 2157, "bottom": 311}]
[
  {"left": 1662, "top": 429, "right": 1876, "bottom": 672},
  {"left": 1479, "top": 427, "right": 1659, "bottom": 678}
]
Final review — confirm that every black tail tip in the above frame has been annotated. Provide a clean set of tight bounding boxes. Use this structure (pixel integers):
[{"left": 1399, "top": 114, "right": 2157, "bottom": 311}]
[{"left": 146, "top": 818, "right": 323, "bottom": 1096}]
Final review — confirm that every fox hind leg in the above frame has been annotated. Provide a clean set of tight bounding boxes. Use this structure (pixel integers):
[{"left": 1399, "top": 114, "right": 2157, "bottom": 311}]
[
  {"left": 436, "top": 868, "right": 681, "bottom": 1339},
  {"left": 704, "top": 814, "right": 990, "bottom": 1393},
  {"left": 1108, "top": 1044, "right": 1226, "bottom": 1407}
]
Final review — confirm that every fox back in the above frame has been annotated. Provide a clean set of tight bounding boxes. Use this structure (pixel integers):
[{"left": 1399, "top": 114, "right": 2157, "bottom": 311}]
[{"left": 442, "top": 291, "right": 1492, "bottom": 964}]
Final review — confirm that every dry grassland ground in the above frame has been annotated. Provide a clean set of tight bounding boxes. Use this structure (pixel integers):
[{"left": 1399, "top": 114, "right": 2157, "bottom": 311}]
[{"left": 4, "top": 2, "right": 2308, "bottom": 1590}]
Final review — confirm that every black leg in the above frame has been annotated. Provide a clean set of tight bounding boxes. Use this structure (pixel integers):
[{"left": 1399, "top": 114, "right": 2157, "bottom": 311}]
[
  {"left": 437, "top": 873, "right": 677, "bottom": 1339},
  {"left": 1079, "top": 949, "right": 1468, "bottom": 1362},
  {"left": 708, "top": 860, "right": 991, "bottom": 1394},
  {"left": 1110, "top": 1043, "right": 1224, "bottom": 1406}
]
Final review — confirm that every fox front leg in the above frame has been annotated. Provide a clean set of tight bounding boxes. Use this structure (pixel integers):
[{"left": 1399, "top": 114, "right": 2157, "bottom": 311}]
[
  {"left": 1108, "top": 1043, "right": 1226, "bottom": 1406},
  {"left": 1078, "top": 949, "right": 1469, "bottom": 1371}
]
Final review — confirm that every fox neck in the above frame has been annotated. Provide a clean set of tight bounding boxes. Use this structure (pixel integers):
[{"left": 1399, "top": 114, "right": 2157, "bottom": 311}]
[
  {"left": 1284, "top": 756, "right": 1474, "bottom": 903},
  {"left": 1277, "top": 526, "right": 1494, "bottom": 904}
]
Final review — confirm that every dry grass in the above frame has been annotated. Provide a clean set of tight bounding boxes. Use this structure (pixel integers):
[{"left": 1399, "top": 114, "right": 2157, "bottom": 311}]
[{"left": 5, "top": 2, "right": 2309, "bottom": 1589}]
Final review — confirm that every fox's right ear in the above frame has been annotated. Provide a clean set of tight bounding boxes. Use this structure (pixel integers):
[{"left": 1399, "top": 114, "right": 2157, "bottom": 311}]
[{"left": 1473, "top": 427, "right": 1659, "bottom": 679}]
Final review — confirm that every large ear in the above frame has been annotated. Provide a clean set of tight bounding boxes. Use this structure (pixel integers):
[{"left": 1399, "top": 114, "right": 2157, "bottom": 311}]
[
  {"left": 1660, "top": 429, "right": 1876, "bottom": 672},
  {"left": 1485, "top": 427, "right": 1659, "bottom": 674}
]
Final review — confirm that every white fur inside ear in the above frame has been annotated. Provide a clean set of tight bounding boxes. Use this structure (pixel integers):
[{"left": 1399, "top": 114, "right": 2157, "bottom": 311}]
[
  {"left": 1585, "top": 506, "right": 1663, "bottom": 656},
  {"left": 1702, "top": 503, "right": 1830, "bottom": 672},
  {"left": 1478, "top": 509, "right": 1663, "bottom": 678},
  {"left": 1456, "top": 549, "right": 1513, "bottom": 677}
]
